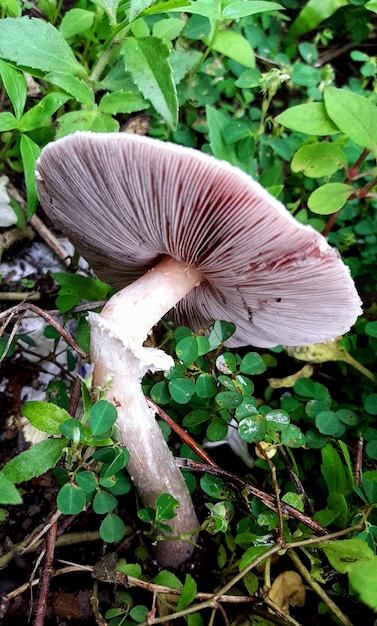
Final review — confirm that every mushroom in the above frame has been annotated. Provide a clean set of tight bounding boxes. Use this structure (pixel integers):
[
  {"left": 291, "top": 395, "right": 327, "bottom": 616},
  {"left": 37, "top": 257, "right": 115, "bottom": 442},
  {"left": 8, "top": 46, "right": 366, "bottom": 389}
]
[{"left": 35, "top": 132, "right": 362, "bottom": 566}]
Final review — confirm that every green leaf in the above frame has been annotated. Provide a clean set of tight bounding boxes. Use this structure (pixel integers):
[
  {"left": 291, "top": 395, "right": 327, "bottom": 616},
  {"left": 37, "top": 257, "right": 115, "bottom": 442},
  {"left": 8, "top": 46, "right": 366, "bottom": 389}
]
[
  {"left": 200, "top": 474, "right": 235, "bottom": 500},
  {"left": 56, "top": 109, "right": 119, "bottom": 137},
  {"left": 156, "top": 493, "right": 179, "bottom": 521},
  {"left": 150, "top": 381, "right": 171, "bottom": 404},
  {"left": 288, "top": 0, "right": 348, "bottom": 38},
  {"left": 91, "top": 0, "right": 119, "bottom": 24},
  {"left": 21, "top": 401, "right": 71, "bottom": 434},
  {"left": 89, "top": 400, "right": 118, "bottom": 436},
  {"left": 240, "top": 352, "right": 267, "bottom": 375},
  {"left": 168, "top": 378, "right": 196, "bottom": 404},
  {"left": 177, "top": 574, "right": 197, "bottom": 611},
  {"left": 208, "top": 321, "right": 236, "bottom": 349},
  {"left": 59, "top": 8, "right": 95, "bottom": 38},
  {"left": 223, "top": 1, "right": 283, "bottom": 19},
  {"left": 315, "top": 410, "right": 341, "bottom": 436},
  {"left": 2, "top": 438, "right": 66, "bottom": 484},
  {"left": 20, "top": 134, "right": 41, "bottom": 219},
  {"left": 176, "top": 336, "right": 199, "bottom": 362},
  {"left": 275, "top": 102, "right": 340, "bottom": 135},
  {"left": 173, "top": 0, "right": 221, "bottom": 19},
  {"left": 130, "top": 0, "right": 154, "bottom": 20},
  {"left": 308, "top": 182, "right": 353, "bottom": 216},
  {"left": 365, "top": 394, "right": 377, "bottom": 415},
  {"left": 0, "top": 59, "right": 26, "bottom": 118},
  {"left": 99, "top": 90, "right": 148, "bottom": 114},
  {"left": 195, "top": 374, "right": 217, "bottom": 399},
  {"left": 153, "top": 570, "right": 183, "bottom": 589},
  {"left": 0, "top": 17, "right": 86, "bottom": 76},
  {"left": 206, "top": 419, "right": 228, "bottom": 442},
  {"left": 207, "top": 31, "right": 255, "bottom": 68},
  {"left": 130, "top": 605, "right": 148, "bottom": 623},
  {"left": 324, "top": 87, "right": 377, "bottom": 152},
  {"left": 93, "top": 490, "right": 118, "bottom": 514},
  {"left": 281, "top": 424, "right": 306, "bottom": 448},
  {"left": 122, "top": 37, "right": 178, "bottom": 128},
  {"left": 0, "top": 473, "right": 23, "bottom": 505},
  {"left": 57, "top": 482, "right": 86, "bottom": 514},
  {"left": 100, "top": 513, "right": 126, "bottom": 542},
  {"left": 206, "top": 105, "right": 251, "bottom": 172},
  {"left": 76, "top": 471, "right": 98, "bottom": 494},
  {"left": 18, "top": 92, "right": 71, "bottom": 132},
  {"left": 216, "top": 352, "right": 237, "bottom": 374},
  {"left": 59, "top": 418, "right": 87, "bottom": 442},
  {"left": 281, "top": 492, "right": 304, "bottom": 512},
  {"left": 321, "top": 443, "right": 349, "bottom": 496},
  {"left": 322, "top": 538, "right": 374, "bottom": 574},
  {"left": 215, "top": 391, "right": 242, "bottom": 409},
  {"left": 0, "top": 111, "right": 18, "bottom": 131},
  {"left": 291, "top": 142, "right": 346, "bottom": 178},
  {"left": 45, "top": 71, "right": 95, "bottom": 107},
  {"left": 238, "top": 415, "right": 266, "bottom": 442},
  {"left": 348, "top": 558, "right": 377, "bottom": 609}
]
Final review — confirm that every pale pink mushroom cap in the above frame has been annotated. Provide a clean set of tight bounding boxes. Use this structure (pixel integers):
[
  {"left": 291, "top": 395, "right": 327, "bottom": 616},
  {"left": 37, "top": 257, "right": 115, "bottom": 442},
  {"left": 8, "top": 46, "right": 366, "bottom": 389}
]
[{"left": 35, "top": 132, "right": 362, "bottom": 348}]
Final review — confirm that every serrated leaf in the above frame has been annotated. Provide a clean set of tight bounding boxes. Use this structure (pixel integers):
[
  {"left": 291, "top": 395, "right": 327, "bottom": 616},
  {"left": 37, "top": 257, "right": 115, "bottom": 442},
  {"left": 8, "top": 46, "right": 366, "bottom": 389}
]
[
  {"left": 20, "top": 134, "right": 41, "bottom": 219},
  {"left": 223, "top": 1, "right": 283, "bottom": 19},
  {"left": 22, "top": 401, "right": 71, "bottom": 434},
  {"left": 122, "top": 37, "right": 178, "bottom": 128},
  {"left": 0, "top": 17, "right": 86, "bottom": 76},
  {"left": 45, "top": 72, "right": 95, "bottom": 107},
  {"left": 0, "top": 59, "right": 26, "bottom": 118},
  {"left": 324, "top": 87, "right": 377, "bottom": 152},
  {"left": 307, "top": 182, "right": 353, "bottom": 215},
  {"left": 2, "top": 438, "right": 66, "bottom": 483},
  {"left": 275, "top": 102, "right": 339, "bottom": 135},
  {"left": 0, "top": 473, "right": 23, "bottom": 505}
]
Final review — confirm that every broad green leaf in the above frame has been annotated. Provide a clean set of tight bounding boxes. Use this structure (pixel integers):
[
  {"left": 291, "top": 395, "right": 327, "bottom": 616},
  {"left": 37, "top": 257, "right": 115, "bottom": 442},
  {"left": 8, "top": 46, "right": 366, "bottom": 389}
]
[
  {"left": 324, "top": 87, "right": 377, "bottom": 152},
  {"left": 76, "top": 471, "right": 98, "bottom": 494},
  {"left": 322, "top": 539, "right": 374, "bottom": 574},
  {"left": 240, "top": 352, "right": 266, "bottom": 375},
  {"left": 168, "top": 378, "right": 196, "bottom": 404},
  {"left": 22, "top": 401, "right": 71, "bottom": 434},
  {"left": 122, "top": 37, "right": 178, "bottom": 128},
  {"left": 223, "top": 1, "right": 283, "bottom": 19},
  {"left": 129, "top": 0, "right": 154, "bottom": 20},
  {"left": 291, "top": 142, "right": 346, "bottom": 178},
  {"left": 366, "top": 0, "right": 377, "bottom": 12},
  {"left": 2, "top": 438, "right": 66, "bottom": 483},
  {"left": 20, "top": 135, "right": 41, "bottom": 219},
  {"left": 206, "top": 418, "right": 228, "bottom": 441},
  {"left": 45, "top": 72, "right": 94, "bottom": 107},
  {"left": 153, "top": 17, "right": 185, "bottom": 40},
  {"left": 56, "top": 109, "right": 119, "bottom": 137},
  {"left": 156, "top": 494, "right": 179, "bottom": 521},
  {"left": 0, "top": 111, "right": 18, "bottom": 131},
  {"left": 0, "top": 59, "right": 26, "bottom": 118},
  {"left": 288, "top": 0, "right": 348, "bottom": 38},
  {"left": 0, "top": 473, "right": 22, "bottom": 505},
  {"left": 153, "top": 570, "right": 182, "bottom": 589},
  {"left": 130, "top": 606, "right": 148, "bottom": 622},
  {"left": 142, "top": 0, "right": 192, "bottom": 17},
  {"left": 195, "top": 374, "right": 217, "bottom": 399},
  {"left": 327, "top": 492, "right": 348, "bottom": 528},
  {"left": 176, "top": 336, "right": 199, "bottom": 362},
  {"left": 93, "top": 490, "right": 118, "bottom": 514},
  {"left": 171, "top": 0, "right": 221, "bottom": 19},
  {"left": 275, "top": 102, "right": 339, "bottom": 135},
  {"left": 238, "top": 415, "right": 266, "bottom": 442},
  {"left": 177, "top": 574, "right": 197, "bottom": 611},
  {"left": 60, "top": 8, "right": 95, "bottom": 38},
  {"left": 208, "top": 321, "right": 236, "bottom": 349},
  {"left": 348, "top": 558, "right": 377, "bottom": 609},
  {"left": 57, "top": 482, "right": 86, "bottom": 514},
  {"left": 206, "top": 105, "right": 246, "bottom": 170},
  {"left": 100, "top": 513, "right": 126, "bottom": 542},
  {"left": 18, "top": 92, "right": 71, "bottom": 132},
  {"left": 0, "top": 17, "right": 85, "bottom": 76},
  {"left": 59, "top": 418, "right": 87, "bottom": 442},
  {"left": 307, "top": 182, "right": 353, "bottom": 215},
  {"left": 321, "top": 443, "right": 350, "bottom": 496},
  {"left": 99, "top": 91, "right": 148, "bottom": 114},
  {"left": 89, "top": 400, "right": 118, "bottom": 436},
  {"left": 206, "top": 31, "right": 255, "bottom": 69},
  {"left": 91, "top": 0, "right": 119, "bottom": 24},
  {"left": 238, "top": 545, "right": 272, "bottom": 570}
]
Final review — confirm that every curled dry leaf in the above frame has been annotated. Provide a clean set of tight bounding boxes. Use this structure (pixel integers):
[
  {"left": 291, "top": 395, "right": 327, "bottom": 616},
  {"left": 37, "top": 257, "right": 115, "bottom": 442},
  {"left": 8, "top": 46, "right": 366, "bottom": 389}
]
[{"left": 268, "top": 570, "right": 306, "bottom": 615}]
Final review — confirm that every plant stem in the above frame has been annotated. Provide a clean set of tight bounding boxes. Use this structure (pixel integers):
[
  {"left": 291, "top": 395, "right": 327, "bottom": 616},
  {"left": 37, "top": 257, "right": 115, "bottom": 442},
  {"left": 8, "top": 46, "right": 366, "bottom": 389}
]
[{"left": 287, "top": 549, "right": 353, "bottom": 626}]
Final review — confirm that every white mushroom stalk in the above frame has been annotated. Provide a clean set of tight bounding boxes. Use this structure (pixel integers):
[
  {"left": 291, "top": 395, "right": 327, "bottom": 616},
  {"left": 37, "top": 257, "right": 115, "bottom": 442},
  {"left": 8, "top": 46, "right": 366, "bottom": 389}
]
[
  {"left": 89, "top": 257, "right": 201, "bottom": 566},
  {"left": 35, "top": 131, "right": 362, "bottom": 567}
]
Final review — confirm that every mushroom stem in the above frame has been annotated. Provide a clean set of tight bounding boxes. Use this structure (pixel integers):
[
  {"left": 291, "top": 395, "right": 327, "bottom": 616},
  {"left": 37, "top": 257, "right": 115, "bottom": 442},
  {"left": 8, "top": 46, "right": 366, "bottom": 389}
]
[{"left": 88, "top": 256, "right": 202, "bottom": 567}]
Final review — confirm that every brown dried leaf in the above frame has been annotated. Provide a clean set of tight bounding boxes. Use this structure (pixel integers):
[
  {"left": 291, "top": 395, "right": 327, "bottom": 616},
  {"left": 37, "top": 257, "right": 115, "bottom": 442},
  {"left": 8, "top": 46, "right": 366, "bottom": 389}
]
[{"left": 268, "top": 570, "right": 306, "bottom": 614}]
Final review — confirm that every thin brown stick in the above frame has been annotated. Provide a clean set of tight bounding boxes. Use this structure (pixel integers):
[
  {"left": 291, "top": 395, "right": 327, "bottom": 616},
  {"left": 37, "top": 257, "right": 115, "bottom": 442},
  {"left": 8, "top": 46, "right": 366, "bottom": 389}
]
[
  {"left": 146, "top": 397, "right": 220, "bottom": 468},
  {"left": 354, "top": 434, "right": 364, "bottom": 487},
  {"left": 176, "top": 458, "right": 329, "bottom": 536},
  {"left": 33, "top": 518, "right": 58, "bottom": 626}
]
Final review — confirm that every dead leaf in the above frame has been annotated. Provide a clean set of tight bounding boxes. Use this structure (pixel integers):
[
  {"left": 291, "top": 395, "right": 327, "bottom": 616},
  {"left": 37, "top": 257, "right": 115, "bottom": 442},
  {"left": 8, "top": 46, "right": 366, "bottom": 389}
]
[{"left": 268, "top": 570, "right": 305, "bottom": 614}]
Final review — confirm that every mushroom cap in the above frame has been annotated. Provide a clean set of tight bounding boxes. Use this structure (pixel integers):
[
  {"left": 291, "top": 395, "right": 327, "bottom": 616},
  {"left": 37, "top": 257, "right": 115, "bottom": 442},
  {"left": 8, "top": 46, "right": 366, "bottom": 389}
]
[{"left": 35, "top": 132, "right": 362, "bottom": 348}]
